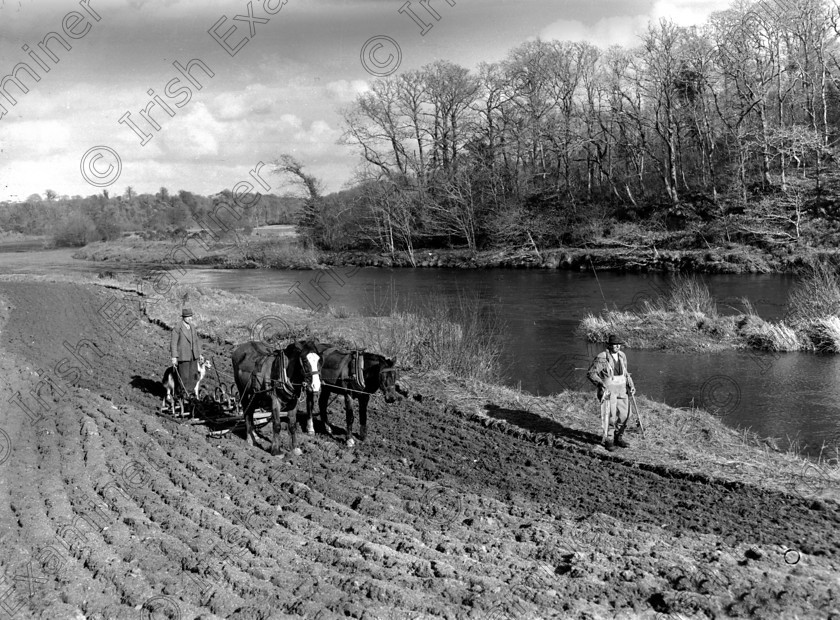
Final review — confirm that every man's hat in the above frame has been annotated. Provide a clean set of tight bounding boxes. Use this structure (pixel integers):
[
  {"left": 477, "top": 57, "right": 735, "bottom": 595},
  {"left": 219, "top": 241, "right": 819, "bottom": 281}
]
[
  {"left": 182, "top": 308, "right": 193, "bottom": 317},
  {"left": 606, "top": 334, "right": 624, "bottom": 345}
]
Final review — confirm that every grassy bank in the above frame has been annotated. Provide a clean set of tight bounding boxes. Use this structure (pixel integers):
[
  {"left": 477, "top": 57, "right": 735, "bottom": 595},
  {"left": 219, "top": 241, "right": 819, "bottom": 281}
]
[
  {"left": 69, "top": 232, "right": 840, "bottom": 274},
  {"left": 580, "top": 267, "right": 840, "bottom": 353},
  {"left": 74, "top": 235, "right": 321, "bottom": 269}
]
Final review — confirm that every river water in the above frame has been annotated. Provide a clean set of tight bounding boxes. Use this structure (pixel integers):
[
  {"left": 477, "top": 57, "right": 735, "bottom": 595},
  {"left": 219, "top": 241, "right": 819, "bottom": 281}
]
[{"left": 2, "top": 248, "right": 837, "bottom": 457}]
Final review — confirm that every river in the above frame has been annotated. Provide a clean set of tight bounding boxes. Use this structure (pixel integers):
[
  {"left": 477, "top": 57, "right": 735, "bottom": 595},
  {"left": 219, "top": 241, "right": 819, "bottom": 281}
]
[{"left": 1, "top": 248, "right": 837, "bottom": 457}]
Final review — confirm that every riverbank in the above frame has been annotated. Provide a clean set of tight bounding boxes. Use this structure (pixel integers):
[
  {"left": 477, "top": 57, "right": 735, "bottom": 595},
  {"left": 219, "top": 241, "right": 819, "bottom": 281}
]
[
  {"left": 72, "top": 236, "right": 840, "bottom": 274},
  {"left": 0, "top": 274, "right": 837, "bottom": 618}
]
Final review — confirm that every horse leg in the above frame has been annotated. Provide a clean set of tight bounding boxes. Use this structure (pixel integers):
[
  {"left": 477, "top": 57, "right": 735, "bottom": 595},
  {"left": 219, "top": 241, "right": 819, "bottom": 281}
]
[
  {"left": 305, "top": 391, "right": 315, "bottom": 435},
  {"left": 245, "top": 402, "right": 255, "bottom": 447},
  {"left": 270, "top": 394, "right": 285, "bottom": 457},
  {"left": 358, "top": 394, "right": 369, "bottom": 442},
  {"left": 345, "top": 394, "right": 355, "bottom": 447},
  {"left": 287, "top": 398, "right": 302, "bottom": 457},
  {"left": 319, "top": 390, "right": 332, "bottom": 435}
]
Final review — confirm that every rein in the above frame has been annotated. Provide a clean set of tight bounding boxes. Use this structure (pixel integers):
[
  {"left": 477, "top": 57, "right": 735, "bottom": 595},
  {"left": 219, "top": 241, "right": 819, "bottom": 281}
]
[
  {"left": 320, "top": 366, "right": 397, "bottom": 396},
  {"left": 320, "top": 381, "right": 370, "bottom": 396}
]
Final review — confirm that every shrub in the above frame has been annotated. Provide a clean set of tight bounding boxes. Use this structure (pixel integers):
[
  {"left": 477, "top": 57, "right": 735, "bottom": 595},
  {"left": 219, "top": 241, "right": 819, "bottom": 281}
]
[
  {"left": 239, "top": 238, "right": 319, "bottom": 268},
  {"left": 53, "top": 214, "right": 98, "bottom": 247},
  {"left": 360, "top": 288, "right": 506, "bottom": 384}
]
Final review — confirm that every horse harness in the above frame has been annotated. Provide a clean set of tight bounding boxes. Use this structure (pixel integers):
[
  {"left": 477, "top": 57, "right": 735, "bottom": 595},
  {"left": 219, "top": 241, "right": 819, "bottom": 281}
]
[
  {"left": 322, "top": 347, "right": 366, "bottom": 392},
  {"left": 241, "top": 348, "right": 312, "bottom": 412}
]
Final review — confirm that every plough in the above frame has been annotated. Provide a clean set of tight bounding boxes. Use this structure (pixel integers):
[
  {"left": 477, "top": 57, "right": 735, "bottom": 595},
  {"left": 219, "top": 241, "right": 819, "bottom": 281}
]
[
  {"left": 162, "top": 355, "right": 294, "bottom": 440},
  {"left": 164, "top": 354, "right": 243, "bottom": 425}
]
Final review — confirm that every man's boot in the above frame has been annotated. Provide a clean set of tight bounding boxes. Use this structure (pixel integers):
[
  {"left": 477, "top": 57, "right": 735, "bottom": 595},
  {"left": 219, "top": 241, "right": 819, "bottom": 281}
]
[
  {"left": 604, "top": 436, "right": 615, "bottom": 451},
  {"left": 614, "top": 423, "right": 629, "bottom": 448}
]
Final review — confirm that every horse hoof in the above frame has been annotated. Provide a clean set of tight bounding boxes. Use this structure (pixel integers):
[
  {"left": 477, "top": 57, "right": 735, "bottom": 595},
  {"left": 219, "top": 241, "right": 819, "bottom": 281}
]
[
  {"left": 292, "top": 447, "right": 303, "bottom": 457},
  {"left": 346, "top": 437, "right": 355, "bottom": 448},
  {"left": 306, "top": 420, "right": 315, "bottom": 435},
  {"left": 324, "top": 424, "right": 333, "bottom": 436}
]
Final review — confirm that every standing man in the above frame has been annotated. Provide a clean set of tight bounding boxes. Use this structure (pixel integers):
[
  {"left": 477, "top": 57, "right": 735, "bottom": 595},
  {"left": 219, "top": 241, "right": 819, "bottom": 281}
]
[
  {"left": 171, "top": 308, "right": 203, "bottom": 399},
  {"left": 587, "top": 334, "right": 636, "bottom": 451}
]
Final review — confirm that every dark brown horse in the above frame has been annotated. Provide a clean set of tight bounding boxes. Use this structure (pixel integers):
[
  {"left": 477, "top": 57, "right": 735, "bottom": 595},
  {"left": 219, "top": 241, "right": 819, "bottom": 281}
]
[
  {"left": 231, "top": 339, "right": 321, "bottom": 456},
  {"left": 314, "top": 344, "right": 399, "bottom": 446}
]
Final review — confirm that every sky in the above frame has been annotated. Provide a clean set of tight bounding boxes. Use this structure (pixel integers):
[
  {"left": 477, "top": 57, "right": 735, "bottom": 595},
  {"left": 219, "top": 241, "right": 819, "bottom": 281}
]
[{"left": 0, "top": 0, "right": 732, "bottom": 201}]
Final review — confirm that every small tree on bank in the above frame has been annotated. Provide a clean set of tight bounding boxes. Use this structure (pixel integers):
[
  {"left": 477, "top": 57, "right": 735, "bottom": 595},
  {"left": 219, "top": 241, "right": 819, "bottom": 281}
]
[{"left": 272, "top": 154, "right": 325, "bottom": 248}]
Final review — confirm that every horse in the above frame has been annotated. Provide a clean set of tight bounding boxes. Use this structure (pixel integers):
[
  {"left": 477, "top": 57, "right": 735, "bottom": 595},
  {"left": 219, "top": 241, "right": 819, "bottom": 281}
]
[
  {"left": 313, "top": 344, "right": 400, "bottom": 446},
  {"left": 231, "top": 339, "right": 321, "bottom": 456}
]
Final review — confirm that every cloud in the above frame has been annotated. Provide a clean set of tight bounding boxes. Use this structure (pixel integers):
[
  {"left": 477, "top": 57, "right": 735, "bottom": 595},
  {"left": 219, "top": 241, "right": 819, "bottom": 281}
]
[
  {"left": 155, "top": 103, "right": 222, "bottom": 159},
  {"left": 293, "top": 118, "right": 338, "bottom": 145},
  {"left": 212, "top": 89, "right": 276, "bottom": 121},
  {"left": 650, "top": 0, "right": 732, "bottom": 26},
  {"left": 540, "top": 0, "right": 731, "bottom": 48},
  {"left": 540, "top": 15, "right": 649, "bottom": 48},
  {"left": 1, "top": 119, "right": 73, "bottom": 158},
  {"left": 324, "top": 79, "right": 369, "bottom": 102}
]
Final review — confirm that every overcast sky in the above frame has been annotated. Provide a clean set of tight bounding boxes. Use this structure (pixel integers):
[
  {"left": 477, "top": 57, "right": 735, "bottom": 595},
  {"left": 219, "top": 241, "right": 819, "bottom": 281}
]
[{"left": 0, "top": 0, "right": 731, "bottom": 201}]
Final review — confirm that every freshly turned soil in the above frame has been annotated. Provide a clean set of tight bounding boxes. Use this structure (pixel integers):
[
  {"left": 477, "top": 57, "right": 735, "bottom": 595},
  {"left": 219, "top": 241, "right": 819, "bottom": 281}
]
[{"left": 0, "top": 281, "right": 836, "bottom": 619}]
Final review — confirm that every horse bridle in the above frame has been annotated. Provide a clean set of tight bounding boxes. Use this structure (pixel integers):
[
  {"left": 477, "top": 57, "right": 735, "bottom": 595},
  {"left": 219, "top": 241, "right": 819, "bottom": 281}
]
[
  {"left": 378, "top": 366, "right": 398, "bottom": 387},
  {"left": 299, "top": 351, "right": 322, "bottom": 393}
]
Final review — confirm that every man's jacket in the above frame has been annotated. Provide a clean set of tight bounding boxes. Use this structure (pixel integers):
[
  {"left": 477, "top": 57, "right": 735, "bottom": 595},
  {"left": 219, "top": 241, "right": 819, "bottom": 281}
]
[
  {"left": 171, "top": 323, "right": 202, "bottom": 361},
  {"left": 587, "top": 350, "right": 635, "bottom": 397}
]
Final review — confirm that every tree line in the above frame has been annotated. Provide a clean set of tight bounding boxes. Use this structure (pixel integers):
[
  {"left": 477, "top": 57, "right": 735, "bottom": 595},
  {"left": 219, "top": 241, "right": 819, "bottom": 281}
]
[
  {"left": 0, "top": 187, "right": 303, "bottom": 246},
  {"left": 296, "top": 0, "right": 840, "bottom": 263}
]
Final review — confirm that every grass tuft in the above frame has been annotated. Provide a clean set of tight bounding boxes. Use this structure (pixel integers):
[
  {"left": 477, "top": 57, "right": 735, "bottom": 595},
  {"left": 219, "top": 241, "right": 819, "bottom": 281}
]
[
  {"left": 358, "top": 288, "right": 506, "bottom": 384},
  {"left": 785, "top": 260, "right": 840, "bottom": 324},
  {"left": 739, "top": 317, "right": 801, "bottom": 351},
  {"left": 642, "top": 275, "right": 718, "bottom": 316},
  {"left": 801, "top": 316, "right": 840, "bottom": 353}
]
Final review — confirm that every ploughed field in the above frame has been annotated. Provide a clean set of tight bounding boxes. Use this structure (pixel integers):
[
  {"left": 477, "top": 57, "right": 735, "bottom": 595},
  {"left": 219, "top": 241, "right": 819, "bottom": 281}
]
[{"left": 0, "top": 280, "right": 837, "bottom": 620}]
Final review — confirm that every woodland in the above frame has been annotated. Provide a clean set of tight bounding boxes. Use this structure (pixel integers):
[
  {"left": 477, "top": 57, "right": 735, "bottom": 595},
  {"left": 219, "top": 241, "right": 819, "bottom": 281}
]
[{"left": 5, "top": 0, "right": 840, "bottom": 266}]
